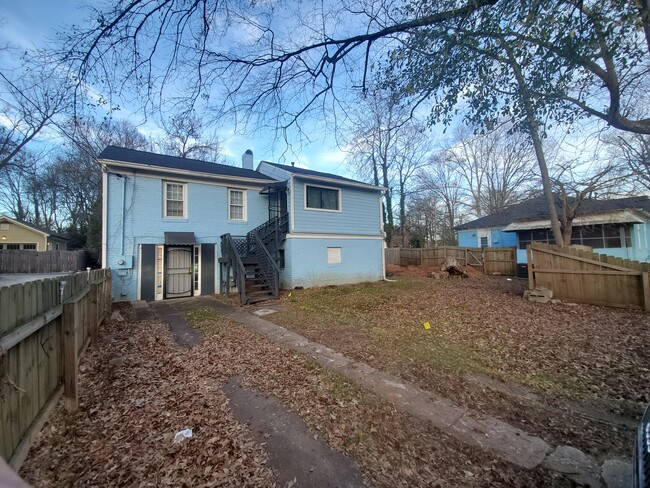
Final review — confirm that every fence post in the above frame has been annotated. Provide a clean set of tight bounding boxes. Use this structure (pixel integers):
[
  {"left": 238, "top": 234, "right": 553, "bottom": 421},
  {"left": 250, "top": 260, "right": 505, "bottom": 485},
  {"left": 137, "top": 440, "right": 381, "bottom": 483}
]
[
  {"left": 62, "top": 300, "right": 79, "bottom": 412},
  {"left": 527, "top": 246, "right": 534, "bottom": 290},
  {"left": 105, "top": 271, "right": 112, "bottom": 316},
  {"left": 643, "top": 272, "right": 650, "bottom": 312},
  {"left": 89, "top": 282, "right": 99, "bottom": 348}
]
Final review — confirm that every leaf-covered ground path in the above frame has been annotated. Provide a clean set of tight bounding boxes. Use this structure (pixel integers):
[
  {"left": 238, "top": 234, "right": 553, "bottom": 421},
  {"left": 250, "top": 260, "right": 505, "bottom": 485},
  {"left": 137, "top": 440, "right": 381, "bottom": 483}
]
[
  {"left": 269, "top": 269, "right": 649, "bottom": 461},
  {"left": 21, "top": 297, "right": 573, "bottom": 487}
]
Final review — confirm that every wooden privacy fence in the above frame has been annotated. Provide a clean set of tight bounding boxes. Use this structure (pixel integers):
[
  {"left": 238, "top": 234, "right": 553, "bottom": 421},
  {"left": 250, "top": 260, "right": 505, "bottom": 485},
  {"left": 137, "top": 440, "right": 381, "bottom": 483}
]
[
  {"left": 0, "top": 269, "right": 112, "bottom": 469},
  {"left": 0, "top": 250, "right": 87, "bottom": 273},
  {"left": 528, "top": 243, "right": 650, "bottom": 310},
  {"left": 386, "top": 246, "right": 517, "bottom": 276}
]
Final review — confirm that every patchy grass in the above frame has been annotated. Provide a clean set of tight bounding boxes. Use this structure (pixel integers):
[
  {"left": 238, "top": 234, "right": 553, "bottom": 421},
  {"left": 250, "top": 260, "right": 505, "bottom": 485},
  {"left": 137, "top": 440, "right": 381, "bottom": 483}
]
[{"left": 267, "top": 274, "right": 650, "bottom": 456}]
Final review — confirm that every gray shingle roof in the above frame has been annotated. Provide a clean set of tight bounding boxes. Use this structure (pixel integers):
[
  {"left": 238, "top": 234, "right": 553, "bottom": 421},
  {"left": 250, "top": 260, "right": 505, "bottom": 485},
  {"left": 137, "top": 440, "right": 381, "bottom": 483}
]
[
  {"left": 456, "top": 195, "right": 650, "bottom": 230},
  {"left": 262, "top": 161, "right": 379, "bottom": 187},
  {"left": 99, "top": 146, "right": 274, "bottom": 181}
]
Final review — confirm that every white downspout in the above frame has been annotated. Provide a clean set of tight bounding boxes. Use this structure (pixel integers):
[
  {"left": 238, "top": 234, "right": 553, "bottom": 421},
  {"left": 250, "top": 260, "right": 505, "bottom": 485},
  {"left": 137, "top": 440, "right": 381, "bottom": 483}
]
[
  {"left": 101, "top": 170, "right": 108, "bottom": 268},
  {"left": 120, "top": 175, "right": 126, "bottom": 256},
  {"left": 289, "top": 175, "right": 295, "bottom": 233}
]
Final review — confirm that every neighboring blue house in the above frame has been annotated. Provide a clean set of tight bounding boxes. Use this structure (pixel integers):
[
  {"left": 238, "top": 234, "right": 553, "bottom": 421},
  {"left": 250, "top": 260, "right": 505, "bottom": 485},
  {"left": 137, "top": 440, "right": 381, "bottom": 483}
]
[
  {"left": 456, "top": 195, "right": 650, "bottom": 268},
  {"left": 99, "top": 146, "right": 385, "bottom": 302}
]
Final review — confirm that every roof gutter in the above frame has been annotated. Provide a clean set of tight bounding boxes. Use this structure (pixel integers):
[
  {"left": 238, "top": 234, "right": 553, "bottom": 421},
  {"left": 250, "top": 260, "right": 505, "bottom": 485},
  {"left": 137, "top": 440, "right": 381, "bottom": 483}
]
[
  {"left": 294, "top": 174, "right": 385, "bottom": 191},
  {"left": 98, "top": 158, "right": 275, "bottom": 185}
]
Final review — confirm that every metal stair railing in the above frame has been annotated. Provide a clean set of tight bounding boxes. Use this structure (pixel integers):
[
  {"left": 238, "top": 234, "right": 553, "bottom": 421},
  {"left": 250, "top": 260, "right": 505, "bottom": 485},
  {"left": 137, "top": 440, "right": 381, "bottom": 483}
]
[
  {"left": 220, "top": 233, "right": 248, "bottom": 304},
  {"left": 250, "top": 231, "right": 281, "bottom": 298},
  {"left": 247, "top": 212, "right": 289, "bottom": 248}
]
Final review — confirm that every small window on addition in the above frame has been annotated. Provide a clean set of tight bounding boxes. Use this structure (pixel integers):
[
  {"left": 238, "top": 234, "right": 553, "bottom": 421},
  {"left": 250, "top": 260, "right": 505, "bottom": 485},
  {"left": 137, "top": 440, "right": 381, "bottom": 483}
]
[{"left": 327, "top": 247, "right": 341, "bottom": 264}]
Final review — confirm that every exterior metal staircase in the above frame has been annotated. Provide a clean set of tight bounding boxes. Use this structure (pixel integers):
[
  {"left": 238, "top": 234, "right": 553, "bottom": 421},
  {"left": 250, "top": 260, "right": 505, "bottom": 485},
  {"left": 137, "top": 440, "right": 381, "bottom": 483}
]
[{"left": 220, "top": 213, "right": 289, "bottom": 304}]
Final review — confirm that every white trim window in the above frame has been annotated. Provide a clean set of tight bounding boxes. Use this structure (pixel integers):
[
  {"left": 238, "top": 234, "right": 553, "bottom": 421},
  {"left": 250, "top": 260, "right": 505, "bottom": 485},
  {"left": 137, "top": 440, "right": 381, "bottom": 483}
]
[
  {"left": 228, "top": 188, "right": 247, "bottom": 221},
  {"left": 305, "top": 184, "right": 341, "bottom": 212},
  {"left": 164, "top": 181, "right": 187, "bottom": 218}
]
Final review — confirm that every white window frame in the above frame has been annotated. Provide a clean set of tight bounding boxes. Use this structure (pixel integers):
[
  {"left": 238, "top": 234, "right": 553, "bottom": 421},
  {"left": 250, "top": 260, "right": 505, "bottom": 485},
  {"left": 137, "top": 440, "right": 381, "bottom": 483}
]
[
  {"left": 304, "top": 184, "right": 342, "bottom": 212},
  {"left": 194, "top": 244, "right": 201, "bottom": 293},
  {"left": 327, "top": 247, "right": 342, "bottom": 264},
  {"left": 155, "top": 245, "right": 164, "bottom": 301},
  {"left": 228, "top": 188, "right": 247, "bottom": 221},
  {"left": 163, "top": 181, "right": 188, "bottom": 219}
]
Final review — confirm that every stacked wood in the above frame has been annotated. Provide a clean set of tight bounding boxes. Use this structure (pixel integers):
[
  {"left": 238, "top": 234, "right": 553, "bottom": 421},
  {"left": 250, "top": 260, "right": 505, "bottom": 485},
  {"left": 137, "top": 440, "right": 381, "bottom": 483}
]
[{"left": 441, "top": 257, "right": 469, "bottom": 278}]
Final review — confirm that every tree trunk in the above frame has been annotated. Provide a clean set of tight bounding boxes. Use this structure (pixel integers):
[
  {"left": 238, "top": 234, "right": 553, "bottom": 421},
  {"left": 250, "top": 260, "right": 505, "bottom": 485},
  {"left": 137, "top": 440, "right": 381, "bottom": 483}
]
[{"left": 505, "top": 42, "right": 565, "bottom": 246}]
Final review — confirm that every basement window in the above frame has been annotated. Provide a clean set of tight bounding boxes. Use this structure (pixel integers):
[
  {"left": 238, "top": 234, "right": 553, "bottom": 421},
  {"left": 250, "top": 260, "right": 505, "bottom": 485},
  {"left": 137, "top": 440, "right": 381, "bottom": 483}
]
[{"left": 327, "top": 247, "right": 342, "bottom": 264}]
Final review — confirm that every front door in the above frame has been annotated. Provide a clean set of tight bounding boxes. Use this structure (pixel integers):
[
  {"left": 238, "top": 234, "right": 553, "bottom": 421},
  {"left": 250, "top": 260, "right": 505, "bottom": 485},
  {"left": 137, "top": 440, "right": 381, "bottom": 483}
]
[{"left": 165, "top": 246, "right": 193, "bottom": 298}]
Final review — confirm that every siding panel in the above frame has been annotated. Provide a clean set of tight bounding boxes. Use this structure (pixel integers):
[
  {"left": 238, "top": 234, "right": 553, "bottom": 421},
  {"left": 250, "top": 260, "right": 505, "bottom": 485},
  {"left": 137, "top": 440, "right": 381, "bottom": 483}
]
[
  {"left": 291, "top": 178, "right": 382, "bottom": 236},
  {"left": 105, "top": 173, "right": 268, "bottom": 300},
  {"left": 282, "top": 237, "right": 383, "bottom": 289}
]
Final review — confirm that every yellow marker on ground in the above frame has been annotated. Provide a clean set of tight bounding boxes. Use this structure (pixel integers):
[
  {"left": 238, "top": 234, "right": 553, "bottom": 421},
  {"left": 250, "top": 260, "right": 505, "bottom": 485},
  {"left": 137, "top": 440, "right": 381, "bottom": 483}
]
[
  {"left": 423, "top": 322, "right": 431, "bottom": 330},
  {"left": 288, "top": 292, "right": 292, "bottom": 297}
]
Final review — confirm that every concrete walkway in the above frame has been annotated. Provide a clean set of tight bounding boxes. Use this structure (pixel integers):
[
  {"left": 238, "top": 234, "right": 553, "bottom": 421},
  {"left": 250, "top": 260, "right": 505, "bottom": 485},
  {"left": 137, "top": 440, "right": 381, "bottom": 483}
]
[
  {"left": 225, "top": 376, "right": 367, "bottom": 488},
  {"left": 145, "top": 296, "right": 632, "bottom": 488}
]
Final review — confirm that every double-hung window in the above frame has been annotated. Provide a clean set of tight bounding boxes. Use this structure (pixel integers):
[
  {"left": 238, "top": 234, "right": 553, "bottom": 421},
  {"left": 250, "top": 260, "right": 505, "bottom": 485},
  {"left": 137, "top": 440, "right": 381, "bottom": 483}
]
[
  {"left": 164, "top": 182, "right": 187, "bottom": 218},
  {"left": 305, "top": 185, "right": 340, "bottom": 211},
  {"left": 228, "top": 189, "right": 247, "bottom": 221}
]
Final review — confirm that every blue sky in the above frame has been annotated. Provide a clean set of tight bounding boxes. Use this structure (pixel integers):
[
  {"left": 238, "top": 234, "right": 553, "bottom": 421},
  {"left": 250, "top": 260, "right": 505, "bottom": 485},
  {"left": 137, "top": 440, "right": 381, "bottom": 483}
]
[{"left": 0, "top": 0, "right": 355, "bottom": 174}]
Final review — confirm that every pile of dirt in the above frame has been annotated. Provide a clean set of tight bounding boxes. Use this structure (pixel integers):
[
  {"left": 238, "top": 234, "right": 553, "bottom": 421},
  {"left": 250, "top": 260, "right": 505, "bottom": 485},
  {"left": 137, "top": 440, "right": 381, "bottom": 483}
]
[{"left": 386, "top": 263, "right": 485, "bottom": 278}]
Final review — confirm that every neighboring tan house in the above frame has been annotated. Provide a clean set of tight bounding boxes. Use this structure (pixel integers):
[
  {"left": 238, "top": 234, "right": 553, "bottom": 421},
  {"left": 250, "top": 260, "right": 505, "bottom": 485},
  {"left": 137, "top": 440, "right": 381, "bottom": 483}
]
[
  {"left": 0, "top": 215, "right": 68, "bottom": 251},
  {"left": 98, "top": 146, "right": 385, "bottom": 302},
  {"left": 456, "top": 195, "right": 650, "bottom": 269}
]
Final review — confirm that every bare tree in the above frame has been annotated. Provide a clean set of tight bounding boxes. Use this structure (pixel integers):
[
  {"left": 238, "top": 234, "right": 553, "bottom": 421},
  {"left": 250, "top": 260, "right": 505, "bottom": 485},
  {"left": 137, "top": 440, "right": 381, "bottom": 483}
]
[
  {"left": 0, "top": 154, "right": 36, "bottom": 220},
  {"left": 404, "top": 193, "right": 444, "bottom": 247},
  {"left": 439, "top": 125, "right": 538, "bottom": 217},
  {"left": 344, "top": 88, "right": 431, "bottom": 244},
  {"left": 418, "top": 157, "right": 468, "bottom": 246},
  {"left": 0, "top": 55, "right": 72, "bottom": 172},
  {"left": 551, "top": 162, "right": 629, "bottom": 245},
  {"left": 605, "top": 132, "right": 650, "bottom": 192},
  {"left": 158, "top": 110, "right": 221, "bottom": 162}
]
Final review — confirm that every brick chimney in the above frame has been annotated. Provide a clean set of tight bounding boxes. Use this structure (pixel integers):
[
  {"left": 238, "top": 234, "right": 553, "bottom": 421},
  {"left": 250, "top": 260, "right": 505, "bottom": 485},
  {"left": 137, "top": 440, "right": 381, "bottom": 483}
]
[{"left": 242, "top": 149, "right": 254, "bottom": 170}]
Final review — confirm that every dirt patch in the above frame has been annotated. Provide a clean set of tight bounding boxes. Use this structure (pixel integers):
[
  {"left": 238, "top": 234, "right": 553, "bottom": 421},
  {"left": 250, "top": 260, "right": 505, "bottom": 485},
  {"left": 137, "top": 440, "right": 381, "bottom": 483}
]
[
  {"left": 269, "top": 275, "right": 649, "bottom": 459},
  {"left": 386, "top": 263, "right": 483, "bottom": 278},
  {"left": 21, "top": 304, "right": 569, "bottom": 487}
]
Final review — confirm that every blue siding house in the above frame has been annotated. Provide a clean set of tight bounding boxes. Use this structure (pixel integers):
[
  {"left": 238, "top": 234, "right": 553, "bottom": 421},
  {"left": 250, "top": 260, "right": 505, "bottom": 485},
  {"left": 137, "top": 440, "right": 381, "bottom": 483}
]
[
  {"left": 456, "top": 195, "right": 650, "bottom": 268},
  {"left": 99, "top": 146, "right": 385, "bottom": 302}
]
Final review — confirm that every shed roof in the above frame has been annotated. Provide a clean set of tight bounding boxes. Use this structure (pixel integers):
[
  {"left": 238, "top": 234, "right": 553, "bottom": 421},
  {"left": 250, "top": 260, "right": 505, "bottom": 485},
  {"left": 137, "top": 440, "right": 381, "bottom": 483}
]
[{"left": 456, "top": 195, "right": 650, "bottom": 230}]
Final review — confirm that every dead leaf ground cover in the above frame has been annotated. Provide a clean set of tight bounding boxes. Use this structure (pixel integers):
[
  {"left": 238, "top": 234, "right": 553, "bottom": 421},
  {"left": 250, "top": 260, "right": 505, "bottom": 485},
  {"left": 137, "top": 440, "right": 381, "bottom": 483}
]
[
  {"left": 21, "top": 303, "right": 569, "bottom": 487},
  {"left": 268, "top": 273, "right": 650, "bottom": 459}
]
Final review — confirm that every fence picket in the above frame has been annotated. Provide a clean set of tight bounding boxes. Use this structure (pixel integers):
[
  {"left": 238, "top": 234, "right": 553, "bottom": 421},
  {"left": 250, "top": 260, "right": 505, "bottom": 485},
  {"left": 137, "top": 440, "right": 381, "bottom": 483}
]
[
  {"left": 529, "top": 243, "right": 646, "bottom": 310},
  {"left": 0, "top": 269, "right": 111, "bottom": 466}
]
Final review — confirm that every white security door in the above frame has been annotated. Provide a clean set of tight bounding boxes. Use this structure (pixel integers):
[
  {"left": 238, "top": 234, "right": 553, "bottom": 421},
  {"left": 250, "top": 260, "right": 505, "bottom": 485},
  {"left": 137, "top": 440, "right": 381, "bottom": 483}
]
[{"left": 165, "top": 246, "right": 193, "bottom": 298}]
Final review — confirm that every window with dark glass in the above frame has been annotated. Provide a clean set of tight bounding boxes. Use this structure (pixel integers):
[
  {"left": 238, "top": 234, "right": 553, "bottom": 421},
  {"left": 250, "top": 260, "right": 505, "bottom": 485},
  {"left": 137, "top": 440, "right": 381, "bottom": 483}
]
[
  {"left": 569, "top": 224, "right": 630, "bottom": 249},
  {"left": 306, "top": 185, "right": 340, "bottom": 211},
  {"left": 518, "top": 229, "right": 551, "bottom": 249}
]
